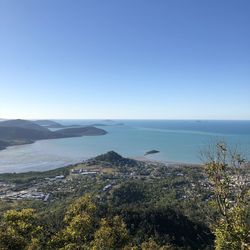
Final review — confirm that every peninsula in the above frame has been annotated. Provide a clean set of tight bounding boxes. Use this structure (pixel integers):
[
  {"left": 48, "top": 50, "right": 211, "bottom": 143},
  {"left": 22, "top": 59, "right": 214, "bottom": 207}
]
[{"left": 0, "top": 119, "right": 107, "bottom": 150}]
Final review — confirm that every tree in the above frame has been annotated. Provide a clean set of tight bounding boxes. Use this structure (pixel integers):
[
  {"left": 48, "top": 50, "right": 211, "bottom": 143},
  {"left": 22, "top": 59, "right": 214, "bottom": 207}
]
[
  {"left": 0, "top": 208, "right": 42, "bottom": 250},
  {"left": 140, "top": 238, "right": 175, "bottom": 250},
  {"left": 49, "top": 194, "right": 97, "bottom": 249},
  {"left": 91, "top": 216, "right": 129, "bottom": 250},
  {"left": 202, "top": 142, "right": 250, "bottom": 249}
]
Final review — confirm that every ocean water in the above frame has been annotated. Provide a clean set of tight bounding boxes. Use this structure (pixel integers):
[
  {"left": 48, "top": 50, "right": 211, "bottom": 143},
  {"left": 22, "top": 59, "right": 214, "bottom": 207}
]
[{"left": 0, "top": 120, "right": 250, "bottom": 173}]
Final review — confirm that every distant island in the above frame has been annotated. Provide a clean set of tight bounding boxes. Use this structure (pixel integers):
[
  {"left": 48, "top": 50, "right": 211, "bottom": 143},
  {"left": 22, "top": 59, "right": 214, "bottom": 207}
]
[
  {"left": 0, "top": 119, "right": 107, "bottom": 150},
  {"left": 55, "top": 126, "right": 107, "bottom": 137},
  {"left": 144, "top": 150, "right": 160, "bottom": 156},
  {"left": 102, "top": 119, "right": 114, "bottom": 122},
  {"left": 33, "top": 120, "right": 124, "bottom": 128}
]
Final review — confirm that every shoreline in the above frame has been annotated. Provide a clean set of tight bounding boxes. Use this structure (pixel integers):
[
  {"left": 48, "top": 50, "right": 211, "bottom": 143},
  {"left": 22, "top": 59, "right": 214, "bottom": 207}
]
[
  {"left": 0, "top": 154, "right": 202, "bottom": 174},
  {"left": 132, "top": 156, "right": 202, "bottom": 167},
  {"left": 1, "top": 120, "right": 249, "bottom": 173},
  {"left": 0, "top": 123, "right": 108, "bottom": 152}
]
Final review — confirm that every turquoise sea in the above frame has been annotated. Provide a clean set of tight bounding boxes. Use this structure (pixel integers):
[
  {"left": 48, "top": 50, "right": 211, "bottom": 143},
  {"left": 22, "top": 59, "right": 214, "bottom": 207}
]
[{"left": 0, "top": 120, "right": 250, "bottom": 173}]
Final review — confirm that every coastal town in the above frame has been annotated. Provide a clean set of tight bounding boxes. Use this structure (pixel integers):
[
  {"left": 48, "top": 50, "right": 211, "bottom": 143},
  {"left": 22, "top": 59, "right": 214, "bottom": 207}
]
[{"left": 1, "top": 151, "right": 249, "bottom": 204}]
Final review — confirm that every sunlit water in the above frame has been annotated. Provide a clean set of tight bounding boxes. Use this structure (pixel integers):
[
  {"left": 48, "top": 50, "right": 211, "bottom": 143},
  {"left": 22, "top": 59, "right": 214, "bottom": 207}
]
[{"left": 0, "top": 120, "right": 250, "bottom": 173}]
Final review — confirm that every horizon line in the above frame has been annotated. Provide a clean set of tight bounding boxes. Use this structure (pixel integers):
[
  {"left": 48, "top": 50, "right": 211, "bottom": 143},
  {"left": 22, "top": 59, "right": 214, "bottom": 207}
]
[{"left": 1, "top": 117, "right": 250, "bottom": 121}]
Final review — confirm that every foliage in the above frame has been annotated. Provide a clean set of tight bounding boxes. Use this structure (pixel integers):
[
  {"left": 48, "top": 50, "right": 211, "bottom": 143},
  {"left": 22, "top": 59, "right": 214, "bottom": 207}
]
[
  {"left": 112, "top": 182, "right": 146, "bottom": 205},
  {"left": 141, "top": 238, "right": 175, "bottom": 250},
  {"left": 214, "top": 205, "right": 249, "bottom": 250},
  {"left": 203, "top": 142, "right": 250, "bottom": 249},
  {"left": 116, "top": 206, "right": 213, "bottom": 249},
  {"left": 91, "top": 216, "right": 129, "bottom": 250},
  {"left": 49, "top": 195, "right": 97, "bottom": 249},
  {"left": 0, "top": 208, "right": 43, "bottom": 250}
]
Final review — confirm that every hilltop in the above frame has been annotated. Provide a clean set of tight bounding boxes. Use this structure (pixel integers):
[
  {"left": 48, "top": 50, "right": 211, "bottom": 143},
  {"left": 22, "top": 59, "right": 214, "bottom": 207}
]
[
  {"left": 0, "top": 126, "right": 60, "bottom": 142},
  {"left": 0, "top": 119, "right": 49, "bottom": 132},
  {"left": 0, "top": 120, "right": 59, "bottom": 149},
  {"left": 93, "top": 151, "right": 138, "bottom": 167}
]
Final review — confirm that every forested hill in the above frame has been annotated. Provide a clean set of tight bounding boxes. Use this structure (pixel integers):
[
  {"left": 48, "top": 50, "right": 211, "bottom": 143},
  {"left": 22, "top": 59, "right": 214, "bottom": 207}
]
[
  {"left": 93, "top": 151, "right": 138, "bottom": 166},
  {"left": 0, "top": 119, "right": 50, "bottom": 132},
  {"left": 0, "top": 119, "right": 107, "bottom": 150}
]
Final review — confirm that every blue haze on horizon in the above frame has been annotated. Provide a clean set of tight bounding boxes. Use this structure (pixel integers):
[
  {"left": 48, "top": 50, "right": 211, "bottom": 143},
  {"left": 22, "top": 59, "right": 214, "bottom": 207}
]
[{"left": 0, "top": 0, "right": 250, "bottom": 120}]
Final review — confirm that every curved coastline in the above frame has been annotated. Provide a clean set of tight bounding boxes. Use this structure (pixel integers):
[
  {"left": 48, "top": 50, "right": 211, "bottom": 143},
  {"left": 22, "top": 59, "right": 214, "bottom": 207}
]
[
  {"left": 0, "top": 152, "right": 201, "bottom": 174},
  {"left": 1, "top": 120, "right": 250, "bottom": 173}
]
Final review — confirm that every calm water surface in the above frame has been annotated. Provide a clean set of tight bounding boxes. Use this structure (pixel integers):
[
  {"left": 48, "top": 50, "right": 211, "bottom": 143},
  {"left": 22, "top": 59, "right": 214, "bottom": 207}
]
[{"left": 0, "top": 120, "right": 250, "bottom": 173}]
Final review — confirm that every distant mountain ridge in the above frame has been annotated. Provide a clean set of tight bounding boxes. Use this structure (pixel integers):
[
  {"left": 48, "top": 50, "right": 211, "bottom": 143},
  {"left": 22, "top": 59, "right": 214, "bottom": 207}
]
[
  {"left": 0, "top": 119, "right": 49, "bottom": 132},
  {"left": 0, "top": 119, "right": 107, "bottom": 150},
  {"left": 33, "top": 120, "right": 64, "bottom": 128}
]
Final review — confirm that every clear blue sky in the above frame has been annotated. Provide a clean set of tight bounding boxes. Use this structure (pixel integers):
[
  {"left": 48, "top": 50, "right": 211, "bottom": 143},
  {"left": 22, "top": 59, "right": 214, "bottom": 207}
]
[{"left": 0, "top": 0, "right": 249, "bottom": 119}]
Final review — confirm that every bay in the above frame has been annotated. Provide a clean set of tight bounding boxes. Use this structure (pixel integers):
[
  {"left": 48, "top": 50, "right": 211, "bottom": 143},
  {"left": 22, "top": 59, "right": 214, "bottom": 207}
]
[{"left": 0, "top": 120, "right": 249, "bottom": 173}]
